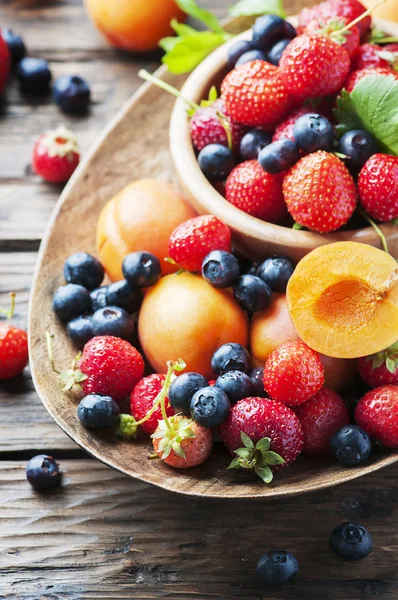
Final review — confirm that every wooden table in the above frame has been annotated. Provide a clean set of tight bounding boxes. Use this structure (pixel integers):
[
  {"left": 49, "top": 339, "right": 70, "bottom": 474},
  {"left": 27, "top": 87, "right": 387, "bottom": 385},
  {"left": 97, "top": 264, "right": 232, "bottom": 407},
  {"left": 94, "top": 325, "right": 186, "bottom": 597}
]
[{"left": 1, "top": 1, "right": 398, "bottom": 598}]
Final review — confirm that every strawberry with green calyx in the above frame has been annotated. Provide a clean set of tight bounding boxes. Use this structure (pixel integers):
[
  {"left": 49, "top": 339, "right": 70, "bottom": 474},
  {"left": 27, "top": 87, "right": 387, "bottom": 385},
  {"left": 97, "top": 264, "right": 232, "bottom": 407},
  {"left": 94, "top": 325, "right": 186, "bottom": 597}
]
[
  {"left": 358, "top": 342, "right": 398, "bottom": 388},
  {"left": 228, "top": 432, "right": 285, "bottom": 484},
  {"left": 45, "top": 331, "right": 88, "bottom": 392},
  {"left": 303, "top": 17, "right": 360, "bottom": 56}
]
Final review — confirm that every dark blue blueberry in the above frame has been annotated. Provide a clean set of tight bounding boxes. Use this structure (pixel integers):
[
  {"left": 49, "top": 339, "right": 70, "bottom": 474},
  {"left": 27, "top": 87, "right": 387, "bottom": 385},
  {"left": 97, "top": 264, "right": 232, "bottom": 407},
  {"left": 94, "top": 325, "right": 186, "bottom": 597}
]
[
  {"left": 258, "top": 139, "right": 300, "bottom": 174},
  {"left": 106, "top": 280, "right": 142, "bottom": 314},
  {"left": 330, "top": 522, "right": 373, "bottom": 561},
  {"left": 240, "top": 129, "right": 272, "bottom": 161},
  {"left": 257, "top": 256, "right": 295, "bottom": 292},
  {"left": 53, "top": 283, "right": 91, "bottom": 323},
  {"left": 190, "top": 386, "right": 231, "bottom": 428},
  {"left": 337, "top": 129, "right": 380, "bottom": 172},
  {"left": 90, "top": 286, "right": 108, "bottom": 312},
  {"left": 330, "top": 425, "right": 372, "bottom": 466},
  {"left": 252, "top": 15, "right": 287, "bottom": 50},
  {"left": 122, "top": 251, "right": 161, "bottom": 289},
  {"left": 233, "top": 274, "right": 272, "bottom": 313},
  {"left": 202, "top": 250, "right": 240, "bottom": 288},
  {"left": 64, "top": 252, "right": 104, "bottom": 290},
  {"left": 247, "top": 262, "right": 259, "bottom": 275},
  {"left": 284, "top": 22, "right": 297, "bottom": 39},
  {"left": 267, "top": 38, "right": 291, "bottom": 65},
  {"left": 235, "top": 49, "right": 267, "bottom": 67},
  {"left": 249, "top": 367, "right": 267, "bottom": 397},
  {"left": 26, "top": 455, "right": 62, "bottom": 492},
  {"left": 211, "top": 343, "right": 250, "bottom": 375},
  {"left": 53, "top": 75, "right": 91, "bottom": 115},
  {"left": 169, "top": 372, "right": 209, "bottom": 415},
  {"left": 293, "top": 113, "right": 335, "bottom": 153},
  {"left": 198, "top": 143, "right": 235, "bottom": 181},
  {"left": 227, "top": 39, "right": 253, "bottom": 69},
  {"left": 67, "top": 315, "right": 94, "bottom": 349},
  {"left": 257, "top": 550, "right": 299, "bottom": 587},
  {"left": 2, "top": 29, "right": 26, "bottom": 69},
  {"left": 77, "top": 393, "right": 120, "bottom": 429},
  {"left": 215, "top": 370, "right": 253, "bottom": 403},
  {"left": 92, "top": 306, "right": 135, "bottom": 341},
  {"left": 16, "top": 57, "right": 52, "bottom": 95}
]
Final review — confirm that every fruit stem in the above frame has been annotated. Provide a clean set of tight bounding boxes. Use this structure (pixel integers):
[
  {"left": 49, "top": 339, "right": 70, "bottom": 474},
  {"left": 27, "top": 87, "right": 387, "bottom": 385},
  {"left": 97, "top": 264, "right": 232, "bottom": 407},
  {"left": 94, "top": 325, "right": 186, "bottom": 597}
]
[
  {"left": 138, "top": 69, "right": 199, "bottom": 112},
  {"left": 45, "top": 331, "right": 61, "bottom": 375},
  {"left": 376, "top": 36, "right": 398, "bottom": 43},
  {"left": 216, "top": 110, "right": 233, "bottom": 151},
  {"left": 330, "top": 0, "right": 386, "bottom": 37},
  {"left": 360, "top": 210, "right": 389, "bottom": 254},
  {"left": 0, "top": 292, "right": 16, "bottom": 319}
]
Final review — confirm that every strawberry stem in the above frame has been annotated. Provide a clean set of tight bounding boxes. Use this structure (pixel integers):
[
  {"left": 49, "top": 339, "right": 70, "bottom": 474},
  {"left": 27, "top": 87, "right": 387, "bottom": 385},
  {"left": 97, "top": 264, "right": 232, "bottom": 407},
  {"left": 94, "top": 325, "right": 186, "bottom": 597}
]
[
  {"left": 45, "top": 331, "right": 61, "bottom": 375},
  {"left": 330, "top": 0, "right": 386, "bottom": 37},
  {"left": 360, "top": 210, "right": 389, "bottom": 254},
  {"left": 216, "top": 110, "right": 233, "bottom": 151},
  {"left": 138, "top": 69, "right": 199, "bottom": 112},
  {"left": 0, "top": 292, "right": 16, "bottom": 320}
]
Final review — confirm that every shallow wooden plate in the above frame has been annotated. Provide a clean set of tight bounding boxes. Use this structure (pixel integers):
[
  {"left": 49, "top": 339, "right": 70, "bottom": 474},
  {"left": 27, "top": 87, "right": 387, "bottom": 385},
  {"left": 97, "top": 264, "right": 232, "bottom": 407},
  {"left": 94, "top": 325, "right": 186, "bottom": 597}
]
[{"left": 29, "top": 18, "right": 398, "bottom": 498}]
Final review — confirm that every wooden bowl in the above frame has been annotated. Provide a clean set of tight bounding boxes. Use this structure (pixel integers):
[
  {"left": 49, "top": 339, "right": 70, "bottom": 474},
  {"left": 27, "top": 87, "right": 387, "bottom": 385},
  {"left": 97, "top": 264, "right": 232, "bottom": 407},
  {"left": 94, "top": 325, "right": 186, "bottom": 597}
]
[{"left": 170, "top": 18, "right": 398, "bottom": 262}]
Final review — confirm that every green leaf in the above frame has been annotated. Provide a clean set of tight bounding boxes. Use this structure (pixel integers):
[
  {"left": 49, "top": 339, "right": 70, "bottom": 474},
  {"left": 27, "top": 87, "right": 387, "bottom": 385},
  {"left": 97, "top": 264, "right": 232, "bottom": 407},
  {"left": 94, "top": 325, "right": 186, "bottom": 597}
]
[
  {"left": 176, "top": 0, "right": 224, "bottom": 33},
  {"left": 292, "top": 222, "right": 303, "bottom": 230},
  {"left": 240, "top": 431, "right": 255, "bottom": 450},
  {"left": 386, "top": 357, "right": 398, "bottom": 374},
  {"left": 255, "top": 437, "right": 271, "bottom": 452},
  {"left": 264, "top": 451, "right": 285, "bottom": 466},
  {"left": 334, "top": 90, "right": 362, "bottom": 136},
  {"left": 161, "top": 31, "right": 229, "bottom": 74},
  {"left": 159, "top": 36, "right": 181, "bottom": 52},
  {"left": 234, "top": 447, "right": 252, "bottom": 459},
  {"left": 171, "top": 19, "right": 198, "bottom": 37},
  {"left": 228, "top": 457, "right": 243, "bottom": 470},
  {"left": 229, "top": 0, "right": 286, "bottom": 18},
  {"left": 254, "top": 465, "right": 274, "bottom": 484}
]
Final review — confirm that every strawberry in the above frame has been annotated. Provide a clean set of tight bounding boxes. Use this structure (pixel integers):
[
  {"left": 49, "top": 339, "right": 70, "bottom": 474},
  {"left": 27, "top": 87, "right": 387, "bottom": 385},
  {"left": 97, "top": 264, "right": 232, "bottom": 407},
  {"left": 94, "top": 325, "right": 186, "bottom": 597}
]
[
  {"left": 221, "top": 60, "right": 293, "bottom": 128},
  {"left": 190, "top": 98, "right": 246, "bottom": 152},
  {"left": 355, "top": 385, "right": 398, "bottom": 448},
  {"left": 152, "top": 415, "right": 213, "bottom": 468},
  {"left": 263, "top": 340, "right": 325, "bottom": 406},
  {"left": 358, "top": 342, "right": 398, "bottom": 388},
  {"left": 282, "top": 151, "right": 357, "bottom": 233},
  {"left": 272, "top": 106, "right": 314, "bottom": 143},
  {"left": 0, "top": 32, "right": 10, "bottom": 94},
  {"left": 295, "top": 388, "right": 350, "bottom": 454},
  {"left": 344, "top": 66, "right": 398, "bottom": 92},
  {"left": 168, "top": 215, "right": 231, "bottom": 272},
  {"left": 130, "top": 373, "right": 175, "bottom": 435},
  {"left": 32, "top": 125, "right": 80, "bottom": 183},
  {"left": 298, "top": 0, "right": 371, "bottom": 37},
  {"left": 225, "top": 160, "right": 287, "bottom": 222},
  {"left": 303, "top": 18, "right": 360, "bottom": 56},
  {"left": 0, "top": 322, "right": 28, "bottom": 379},
  {"left": 351, "top": 43, "right": 397, "bottom": 71},
  {"left": 358, "top": 154, "right": 398, "bottom": 222},
  {"left": 279, "top": 34, "right": 351, "bottom": 99}
]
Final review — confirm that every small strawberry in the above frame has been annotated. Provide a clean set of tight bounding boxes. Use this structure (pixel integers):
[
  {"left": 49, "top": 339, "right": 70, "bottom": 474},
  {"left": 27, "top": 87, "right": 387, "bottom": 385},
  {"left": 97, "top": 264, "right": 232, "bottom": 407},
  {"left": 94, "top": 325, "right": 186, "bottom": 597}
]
[
  {"left": 295, "top": 388, "right": 350, "bottom": 454},
  {"left": 152, "top": 414, "right": 213, "bottom": 468},
  {"left": 355, "top": 385, "right": 398, "bottom": 448},
  {"left": 130, "top": 373, "right": 175, "bottom": 435},
  {"left": 32, "top": 125, "right": 80, "bottom": 183},
  {"left": 0, "top": 32, "right": 10, "bottom": 94},
  {"left": 283, "top": 151, "right": 357, "bottom": 233},
  {"left": 225, "top": 160, "right": 287, "bottom": 222},
  {"left": 190, "top": 98, "right": 246, "bottom": 152},
  {"left": 263, "top": 340, "right": 325, "bottom": 406},
  {"left": 358, "top": 154, "right": 398, "bottom": 222},
  {"left": 298, "top": 0, "right": 371, "bottom": 37},
  {"left": 351, "top": 43, "right": 397, "bottom": 71},
  {"left": 344, "top": 66, "right": 398, "bottom": 92},
  {"left": 0, "top": 322, "right": 28, "bottom": 379},
  {"left": 357, "top": 342, "right": 398, "bottom": 388},
  {"left": 168, "top": 215, "right": 231, "bottom": 272},
  {"left": 221, "top": 60, "right": 293, "bottom": 128},
  {"left": 303, "top": 18, "right": 360, "bottom": 56}
]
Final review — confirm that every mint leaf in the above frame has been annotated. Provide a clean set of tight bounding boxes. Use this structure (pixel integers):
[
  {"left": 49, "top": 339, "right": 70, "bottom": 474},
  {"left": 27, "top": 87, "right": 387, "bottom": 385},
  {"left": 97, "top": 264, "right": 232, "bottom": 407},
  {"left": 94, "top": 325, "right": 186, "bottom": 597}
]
[
  {"left": 161, "top": 31, "right": 229, "bottom": 74},
  {"left": 230, "top": 0, "right": 286, "bottom": 18},
  {"left": 176, "top": 0, "right": 224, "bottom": 33}
]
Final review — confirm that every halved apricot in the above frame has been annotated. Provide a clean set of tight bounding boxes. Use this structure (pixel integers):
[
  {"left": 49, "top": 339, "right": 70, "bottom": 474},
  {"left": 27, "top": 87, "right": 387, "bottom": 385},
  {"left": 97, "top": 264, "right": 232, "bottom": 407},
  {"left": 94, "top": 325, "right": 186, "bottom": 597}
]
[{"left": 287, "top": 242, "right": 398, "bottom": 359}]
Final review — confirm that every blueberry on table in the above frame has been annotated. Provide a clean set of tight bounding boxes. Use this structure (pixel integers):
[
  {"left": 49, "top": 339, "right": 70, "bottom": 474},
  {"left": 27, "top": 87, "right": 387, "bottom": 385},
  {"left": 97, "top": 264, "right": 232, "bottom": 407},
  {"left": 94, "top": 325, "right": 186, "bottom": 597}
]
[
  {"left": 227, "top": 39, "right": 253, "bottom": 69},
  {"left": 77, "top": 393, "right": 120, "bottom": 429},
  {"left": 258, "top": 139, "right": 300, "bottom": 174},
  {"left": 202, "top": 250, "right": 240, "bottom": 288},
  {"left": 235, "top": 49, "right": 267, "bottom": 67},
  {"left": 249, "top": 367, "right": 267, "bottom": 397},
  {"left": 16, "top": 57, "right": 52, "bottom": 95},
  {"left": 267, "top": 39, "right": 292, "bottom": 65},
  {"left": 211, "top": 342, "right": 250, "bottom": 375},
  {"left": 169, "top": 372, "right": 209, "bottom": 415},
  {"left": 92, "top": 306, "right": 135, "bottom": 341},
  {"left": 293, "top": 113, "right": 335, "bottom": 153},
  {"left": 53, "top": 283, "right": 91, "bottom": 323},
  {"left": 240, "top": 129, "right": 271, "bottom": 161},
  {"left": 64, "top": 252, "right": 104, "bottom": 290},
  {"left": 122, "top": 251, "right": 161, "bottom": 289},
  {"left": 257, "top": 550, "right": 299, "bottom": 587},
  {"left": 330, "top": 522, "right": 373, "bottom": 561},
  {"left": 190, "top": 386, "right": 231, "bottom": 428},
  {"left": 233, "top": 274, "right": 272, "bottom": 313},
  {"left": 67, "top": 315, "right": 94, "bottom": 349},
  {"left": 337, "top": 129, "right": 379, "bottom": 171},
  {"left": 252, "top": 15, "right": 288, "bottom": 50},
  {"left": 53, "top": 75, "right": 91, "bottom": 114},
  {"left": 198, "top": 144, "right": 235, "bottom": 181},
  {"left": 330, "top": 425, "right": 371, "bottom": 466},
  {"left": 26, "top": 455, "right": 62, "bottom": 491},
  {"left": 2, "top": 29, "right": 26, "bottom": 69},
  {"left": 106, "top": 280, "right": 142, "bottom": 314},
  {"left": 257, "top": 256, "right": 295, "bottom": 292},
  {"left": 215, "top": 370, "right": 253, "bottom": 403},
  {"left": 90, "top": 286, "right": 108, "bottom": 312}
]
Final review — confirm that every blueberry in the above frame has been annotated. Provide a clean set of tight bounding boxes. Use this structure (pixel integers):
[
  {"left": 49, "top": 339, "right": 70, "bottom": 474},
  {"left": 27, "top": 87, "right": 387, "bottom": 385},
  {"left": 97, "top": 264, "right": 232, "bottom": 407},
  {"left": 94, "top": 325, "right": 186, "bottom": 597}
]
[
  {"left": 202, "top": 250, "right": 240, "bottom": 288},
  {"left": 240, "top": 129, "right": 272, "bottom": 161},
  {"left": 249, "top": 367, "right": 267, "bottom": 397},
  {"left": 330, "top": 425, "right": 372, "bottom": 466},
  {"left": 53, "top": 283, "right": 91, "bottom": 323},
  {"left": 233, "top": 274, "right": 272, "bottom": 313},
  {"left": 169, "top": 372, "right": 209, "bottom": 415},
  {"left": 26, "top": 455, "right": 62, "bottom": 492},
  {"left": 92, "top": 306, "right": 135, "bottom": 341},
  {"left": 198, "top": 143, "right": 235, "bottom": 181},
  {"left": 64, "top": 252, "right": 104, "bottom": 290},
  {"left": 293, "top": 113, "right": 335, "bottom": 153},
  {"left": 252, "top": 15, "right": 287, "bottom": 50},
  {"left": 122, "top": 251, "right": 161, "bottom": 289},
  {"left": 337, "top": 129, "right": 380, "bottom": 172},
  {"left": 77, "top": 393, "right": 120, "bottom": 429},
  {"left": 2, "top": 29, "right": 26, "bottom": 69},
  {"left": 227, "top": 39, "right": 253, "bottom": 69},
  {"left": 257, "top": 256, "right": 295, "bottom": 292},
  {"left": 215, "top": 370, "right": 252, "bottom": 403},
  {"left": 106, "top": 280, "right": 142, "bottom": 314},
  {"left": 16, "top": 57, "right": 52, "bottom": 95},
  {"left": 67, "top": 315, "right": 94, "bottom": 349},
  {"left": 284, "top": 22, "right": 297, "bottom": 39},
  {"left": 257, "top": 550, "right": 299, "bottom": 587},
  {"left": 235, "top": 49, "right": 267, "bottom": 67},
  {"left": 330, "top": 522, "right": 373, "bottom": 561},
  {"left": 53, "top": 75, "right": 90, "bottom": 115},
  {"left": 90, "top": 286, "right": 108, "bottom": 312},
  {"left": 267, "top": 38, "right": 291, "bottom": 65},
  {"left": 258, "top": 140, "right": 300, "bottom": 174},
  {"left": 190, "top": 386, "right": 231, "bottom": 428},
  {"left": 211, "top": 342, "right": 250, "bottom": 375}
]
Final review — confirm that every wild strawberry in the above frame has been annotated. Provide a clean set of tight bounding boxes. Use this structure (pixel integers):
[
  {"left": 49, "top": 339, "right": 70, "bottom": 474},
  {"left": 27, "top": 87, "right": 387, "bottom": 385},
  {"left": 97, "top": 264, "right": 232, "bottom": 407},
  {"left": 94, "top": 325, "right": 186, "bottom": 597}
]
[
  {"left": 283, "top": 151, "right": 357, "bottom": 233},
  {"left": 168, "top": 215, "right": 231, "bottom": 272},
  {"left": 225, "top": 160, "right": 286, "bottom": 222},
  {"left": 303, "top": 18, "right": 360, "bottom": 56},
  {"left": 0, "top": 32, "right": 10, "bottom": 94},
  {"left": 295, "top": 388, "right": 350, "bottom": 454},
  {"left": 355, "top": 385, "right": 398, "bottom": 448},
  {"left": 358, "top": 154, "right": 398, "bottom": 222},
  {"left": 358, "top": 342, "right": 398, "bottom": 388},
  {"left": 32, "top": 125, "right": 80, "bottom": 183},
  {"left": 130, "top": 373, "right": 175, "bottom": 435},
  {"left": 280, "top": 34, "right": 350, "bottom": 99},
  {"left": 152, "top": 414, "right": 213, "bottom": 468},
  {"left": 351, "top": 43, "right": 397, "bottom": 71},
  {"left": 190, "top": 98, "right": 246, "bottom": 152},
  {"left": 221, "top": 60, "right": 293, "bottom": 128},
  {"left": 298, "top": 0, "right": 371, "bottom": 37},
  {"left": 344, "top": 66, "right": 398, "bottom": 92},
  {"left": 0, "top": 322, "right": 28, "bottom": 379},
  {"left": 263, "top": 340, "right": 325, "bottom": 406}
]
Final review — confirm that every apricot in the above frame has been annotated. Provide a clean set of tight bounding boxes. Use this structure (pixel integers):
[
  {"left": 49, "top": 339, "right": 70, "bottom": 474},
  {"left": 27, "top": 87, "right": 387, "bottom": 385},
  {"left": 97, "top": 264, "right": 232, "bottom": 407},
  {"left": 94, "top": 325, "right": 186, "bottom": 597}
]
[
  {"left": 138, "top": 272, "right": 249, "bottom": 378},
  {"left": 84, "top": 0, "right": 185, "bottom": 52},
  {"left": 287, "top": 242, "right": 398, "bottom": 359},
  {"left": 96, "top": 180, "right": 196, "bottom": 281}
]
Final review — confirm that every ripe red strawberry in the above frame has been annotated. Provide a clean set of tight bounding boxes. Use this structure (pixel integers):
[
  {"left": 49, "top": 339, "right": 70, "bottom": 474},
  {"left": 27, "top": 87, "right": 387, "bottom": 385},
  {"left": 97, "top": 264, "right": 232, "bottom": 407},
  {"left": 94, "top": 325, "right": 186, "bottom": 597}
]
[
  {"left": 78, "top": 336, "right": 145, "bottom": 402},
  {"left": 130, "top": 373, "right": 175, "bottom": 435},
  {"left": 283, "top": 151, "right": 357, "bottom": 233},
  {"left": 279, "top": 34, "right": 351, "bottom": 98},
  {"left": 32, "top": 125, "right": 80, "bottom": 183},
  {"left": 358, "top": 154, "right": 398, "bottom": 222},
  {"left": 355, "top": 385, "right": 398, "bottom": 448},
  {"left": 225, "top": 160, "right": 287, "bottom": 222},
  {"left": 152, "top": 415, "right": 213, "bottom": 468},
  {"left": 344, "top": 66, "right": 398, "bottom": 92},
  {"left": 295, "top": 388, "right": 350, "bottom": 454},
  {"left": 303, "top": 18, "right": 360, "bottom": 56},
  {"left": 358, "top": 342, "right": 398, "bottom": 388},
  {"left": 0, "top": 322, "right": 28, "bottom": 379},
  {"left": 0, "top": 32, "right": 10, "bottom": 94},
  {"left": 168, "top": 215, "right": 231, "bottom": 272},
  {"left": 298, "top": 0, "right": 371, "bottom": 37},
  {"left": 263, "top": 340, "right": 325, "bottom": 406},
  {"left": 190, "top": 98, "right": 246, "bottom": 152},
  {"left": 351, "top": 43, "right": 396, "bottom": 71},
  {"left": 221, "top": 60, "right": 293, "bottom": 128}
]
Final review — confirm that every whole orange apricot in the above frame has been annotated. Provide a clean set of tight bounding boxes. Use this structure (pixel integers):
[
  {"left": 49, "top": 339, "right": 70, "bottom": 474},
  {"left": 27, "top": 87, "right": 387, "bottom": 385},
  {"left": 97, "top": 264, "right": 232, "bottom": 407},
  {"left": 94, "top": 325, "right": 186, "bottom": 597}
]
[
  {"left": 138, "top": 272, "right": 249, "bottom": 378},
  {"left": 84, "top": 0, "right": 186, "bottom": 52}
]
